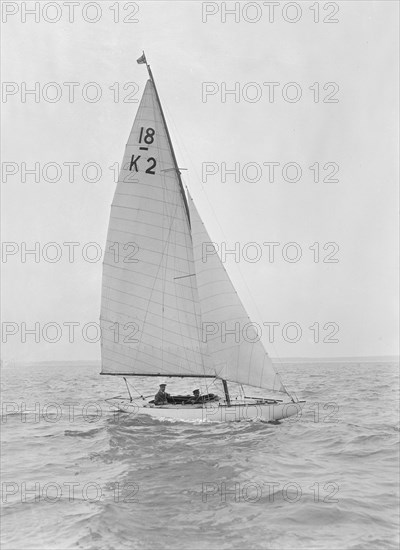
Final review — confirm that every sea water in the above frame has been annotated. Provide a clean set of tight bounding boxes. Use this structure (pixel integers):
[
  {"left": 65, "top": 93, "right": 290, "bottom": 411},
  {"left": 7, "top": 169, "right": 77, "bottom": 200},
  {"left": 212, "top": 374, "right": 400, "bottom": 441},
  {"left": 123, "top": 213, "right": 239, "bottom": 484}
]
[{"left": 1, "top": 361, "right": 399, "bottom": 550}]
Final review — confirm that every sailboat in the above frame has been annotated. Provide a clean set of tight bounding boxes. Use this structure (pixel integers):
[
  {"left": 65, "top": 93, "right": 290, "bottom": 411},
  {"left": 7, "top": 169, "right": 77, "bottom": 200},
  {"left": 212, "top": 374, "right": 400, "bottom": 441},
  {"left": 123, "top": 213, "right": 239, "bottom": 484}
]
[{"left": 100, "top": 53, "right": 305, "bottom": 422}]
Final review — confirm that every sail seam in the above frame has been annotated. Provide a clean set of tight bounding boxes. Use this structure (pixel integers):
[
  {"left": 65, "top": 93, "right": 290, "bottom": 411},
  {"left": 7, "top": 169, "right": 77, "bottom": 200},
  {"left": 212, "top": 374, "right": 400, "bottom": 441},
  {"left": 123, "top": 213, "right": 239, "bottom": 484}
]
[
  {"left": 101, "top": 307, "right": 202, "bottom": 343},
  {"left": 115, "top": 180, "right": 182, "bottom": 193},
  {"left": 101, "top": 295, "right": 201, "bottom": 328},
  {"left": 101, "top": 336, "right": 205, "bottom": 368},
  {"left": 101, "top": 329, "right": 206, "bottom": 363},
  {"left": 111, "top": 204, "right": 187, "bottom": 221},
  {"left": 103, "top": 260, "right": 195, "bottom": 279},
  {"left": 102, "top": 277, "right": 200, "bottom": 306},
  {"left": 104, "top": 241, "right": 195, "bottom": 265},
  {"left": 114, "top": 196, "right": 185, "bottom": 212},
  {"left": 102, "top": 348, "right": 209, "bottom": 377},
  {"left": 103, "top": 227, "right": 191, "bottom": 250},
  {"left": 109, "top": 215, "right": 189, "bottom": 237},
  {"left": 102, "top": 284, "right": 201, "bottom": 314}
]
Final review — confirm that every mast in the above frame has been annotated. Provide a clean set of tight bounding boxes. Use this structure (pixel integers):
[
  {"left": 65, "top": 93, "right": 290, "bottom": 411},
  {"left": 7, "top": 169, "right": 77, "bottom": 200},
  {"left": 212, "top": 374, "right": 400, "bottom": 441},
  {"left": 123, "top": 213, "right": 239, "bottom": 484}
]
[
  {"left": 222, "top": 379, "right": 231, "bottom": 407},
  {"left": 142, "top": 54, "right": 191, "bottom": 228}
]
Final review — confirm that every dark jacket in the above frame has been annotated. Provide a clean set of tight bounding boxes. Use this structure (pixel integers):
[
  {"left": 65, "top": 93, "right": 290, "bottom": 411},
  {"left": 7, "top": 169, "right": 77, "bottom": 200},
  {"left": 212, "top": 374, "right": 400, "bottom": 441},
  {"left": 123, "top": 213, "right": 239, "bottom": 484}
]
[{"left": 154, "top": 389, "right": 171, "bottom": 405}]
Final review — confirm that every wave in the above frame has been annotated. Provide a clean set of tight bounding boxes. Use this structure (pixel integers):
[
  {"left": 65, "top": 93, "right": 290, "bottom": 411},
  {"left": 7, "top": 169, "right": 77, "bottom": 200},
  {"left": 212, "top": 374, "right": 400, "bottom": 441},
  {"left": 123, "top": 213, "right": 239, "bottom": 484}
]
[{"left": 64, "top": 428, "right": 104, "bottom": 438}]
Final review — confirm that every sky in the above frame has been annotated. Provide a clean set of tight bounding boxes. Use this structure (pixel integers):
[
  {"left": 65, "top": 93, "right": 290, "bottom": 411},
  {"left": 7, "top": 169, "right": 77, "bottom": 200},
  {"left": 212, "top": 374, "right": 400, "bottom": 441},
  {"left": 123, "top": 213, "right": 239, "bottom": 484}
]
[{"left": 1, "top": 0, "right": 399, "bottom": 363}]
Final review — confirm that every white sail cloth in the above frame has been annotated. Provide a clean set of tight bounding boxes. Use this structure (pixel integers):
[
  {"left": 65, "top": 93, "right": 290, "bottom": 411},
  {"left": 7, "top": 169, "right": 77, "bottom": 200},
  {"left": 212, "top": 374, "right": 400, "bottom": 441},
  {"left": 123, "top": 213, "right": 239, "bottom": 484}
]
[
  {"left": 100, "top": 79, "right": 286, "bottom": 394},
  {"left": 188, "top": 194, "right": 285, "bottom": 393},
  {"left": 101, "top": 80, "right": 207, "bottom": 378}
]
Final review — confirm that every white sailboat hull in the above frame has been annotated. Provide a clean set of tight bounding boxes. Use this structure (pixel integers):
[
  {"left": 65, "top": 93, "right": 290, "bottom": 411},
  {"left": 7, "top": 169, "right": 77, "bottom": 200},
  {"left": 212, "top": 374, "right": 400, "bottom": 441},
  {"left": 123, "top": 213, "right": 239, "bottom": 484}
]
[{"left": 107, "top": 398, "right": 306, "bottom": 423}]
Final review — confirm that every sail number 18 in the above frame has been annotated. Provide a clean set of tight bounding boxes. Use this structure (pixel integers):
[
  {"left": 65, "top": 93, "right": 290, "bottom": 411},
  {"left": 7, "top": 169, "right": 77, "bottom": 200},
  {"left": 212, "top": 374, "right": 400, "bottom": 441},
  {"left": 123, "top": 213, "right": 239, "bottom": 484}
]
[{"left": 138, "top": 127, "right": 155, "bottom": 144}]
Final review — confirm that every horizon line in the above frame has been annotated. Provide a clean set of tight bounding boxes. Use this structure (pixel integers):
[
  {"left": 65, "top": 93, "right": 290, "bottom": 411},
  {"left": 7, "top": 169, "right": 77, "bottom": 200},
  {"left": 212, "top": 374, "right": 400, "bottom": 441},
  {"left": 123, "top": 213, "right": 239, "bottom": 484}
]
[{"left": 2, "top": 355, "right": 399, "bottom": 367}]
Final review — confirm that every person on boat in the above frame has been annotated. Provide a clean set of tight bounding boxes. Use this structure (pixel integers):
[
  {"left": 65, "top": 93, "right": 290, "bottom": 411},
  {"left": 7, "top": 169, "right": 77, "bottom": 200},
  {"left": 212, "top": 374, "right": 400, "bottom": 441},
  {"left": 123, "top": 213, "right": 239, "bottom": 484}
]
[
  {"left": 188, "top": 389, "right": 202, "bottom": 404},
  {"left": 189, "top": 389, "right": 220, "bottom": 404},
  {"left": 154, "top": 384, "right": 173, "bottom": 405}
]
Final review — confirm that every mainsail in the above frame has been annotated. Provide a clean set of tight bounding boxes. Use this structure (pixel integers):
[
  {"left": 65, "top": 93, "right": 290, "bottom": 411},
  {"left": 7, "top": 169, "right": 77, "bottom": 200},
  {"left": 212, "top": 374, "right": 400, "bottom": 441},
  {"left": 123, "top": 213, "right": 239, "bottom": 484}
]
[
  {"left": 100, "top": 79, "right": 208, "bottom": 378},
  {"left": 100, "top": 72, "right": 287, "bottom": 394}
]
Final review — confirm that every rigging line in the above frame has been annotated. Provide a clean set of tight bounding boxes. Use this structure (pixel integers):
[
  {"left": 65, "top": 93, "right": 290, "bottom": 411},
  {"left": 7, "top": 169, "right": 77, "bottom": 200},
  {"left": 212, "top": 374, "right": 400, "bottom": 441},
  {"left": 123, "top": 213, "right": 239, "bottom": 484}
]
[
  {"left": 161, "top": 191, "right": 165, "bottom": 371},
  {"left": 163, "top": 176, "right": 193, "bottom": 375},
  {"left": 101, "top": 306, "right": 204, "bottom": 344},
  {"left": 169, "top": 184, "right": 209, "bottom": 381},
  {"left": 152, "top": 92, "right": 197, "bottom": 375},
  {"left": 158, "top": 151, "right": 194, "bottom": 373},
  {"left": 173, "top": 273, "right": 196, "bottom": 280},
  {"left": 160, "top": 173, "right": 171, "bottom": 371},
  {"left": 174, "top": 236, "right": 192, "bottom": 371},
  {"left": 124, "top": 377, "right": 148, "bottom": 401},
  {"left": 184, "top": 238, "right": 209, "bottom": 381},
  {"left": 101, "top": 290, "right": 202, "bottom": 328},
  {"left": 105, "top": 227, "right": 191, "bottom": 252},
  {"left": 178, "top": 197, "right": 215, "bottom": 380},
  {"left": 182, "top": 220, "right": 209, "bottom": 379},
  {"left": 178, "top": 222, "right": 200, "bottom": 374},
  {"left": 135, "top": 90, "right": 181, "bottom": 367},
  {"left": 123, "top": 377, "right": 133, "bottom": 401},
  {"left": 146, "top": 67, "right": 208, "bottom": 380},
  {"left": 108, "top": 213, "right": 188, "bottom": 236},
  {"left": 103, "top": 271, "right": 202, "bottom": 305},
  {"left": 146, "top": 63, "right": 191, "bottom": 229}
]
